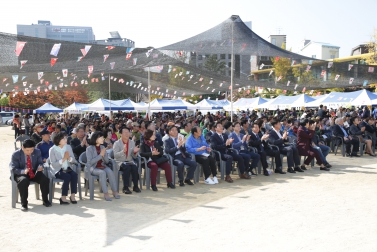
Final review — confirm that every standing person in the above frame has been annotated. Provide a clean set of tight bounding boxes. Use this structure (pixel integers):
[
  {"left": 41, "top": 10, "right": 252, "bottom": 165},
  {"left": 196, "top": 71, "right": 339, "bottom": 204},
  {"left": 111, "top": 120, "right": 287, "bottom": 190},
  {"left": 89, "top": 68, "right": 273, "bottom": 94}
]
[
  {"left": 86, "top": 131, "right": 120, "bottom": 201},
  {"left": 164, "top": 125, "right": 197, "bottom": 186},
  {"left": 13, "top": 114, "right": 21, "bottom": 139},
  {"left": 11, "top": 139, "right": 51, "bottom": 211},
  {"left": 113, "top": 126, "right": 141, "bottom": 194},
  {"left": 49, "top": 132, "right": 78, "bottom": 205},
  {"left": 23, "top": 114, "right": 31, "bottom": 136},
  {"left": 140, "top": 129, "right": 175, "bottom": 191},
  {"left": 186, "top": 126, "right": 218, "bottom": 185}
]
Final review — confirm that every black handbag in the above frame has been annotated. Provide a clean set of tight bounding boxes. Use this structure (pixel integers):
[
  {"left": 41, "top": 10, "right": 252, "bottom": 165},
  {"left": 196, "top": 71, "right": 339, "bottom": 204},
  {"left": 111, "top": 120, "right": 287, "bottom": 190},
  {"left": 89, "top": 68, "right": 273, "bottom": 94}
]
[{"left": 155, "top": 155, "right": 169, "bottom": 165}]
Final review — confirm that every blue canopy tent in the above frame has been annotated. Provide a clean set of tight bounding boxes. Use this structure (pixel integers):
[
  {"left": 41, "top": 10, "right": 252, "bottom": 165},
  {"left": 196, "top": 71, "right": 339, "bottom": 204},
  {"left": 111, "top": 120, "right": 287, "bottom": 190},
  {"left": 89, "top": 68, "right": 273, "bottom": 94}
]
[
  {"left": 111, "top": 99, "right": 145, "bottom": 111},
  {"left": 34, "top": 103, "right": 63, "bottom": 113},
  {"left": 224, "top": 97, "right": 267, "bottom": 111},
  {"left": 84, "top": 98, "right": 125, "bottom": 111},
  {"left": 196, "top": 99, "right": 230, "bottom": 110}
]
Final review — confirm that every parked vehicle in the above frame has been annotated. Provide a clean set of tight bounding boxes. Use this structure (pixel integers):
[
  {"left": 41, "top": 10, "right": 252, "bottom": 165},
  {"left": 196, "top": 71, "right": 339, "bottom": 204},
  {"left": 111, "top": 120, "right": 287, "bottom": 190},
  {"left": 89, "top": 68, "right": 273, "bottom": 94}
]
[{"left": 0, "top": 112, "right": 15, "bottom": 125}]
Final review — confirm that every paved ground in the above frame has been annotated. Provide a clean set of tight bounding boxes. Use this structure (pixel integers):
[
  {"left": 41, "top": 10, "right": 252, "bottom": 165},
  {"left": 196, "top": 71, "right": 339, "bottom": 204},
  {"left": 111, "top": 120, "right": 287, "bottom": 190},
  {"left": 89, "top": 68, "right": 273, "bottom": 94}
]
[{"left": 1, "top": 125, "right": 377, "bottom": 251}]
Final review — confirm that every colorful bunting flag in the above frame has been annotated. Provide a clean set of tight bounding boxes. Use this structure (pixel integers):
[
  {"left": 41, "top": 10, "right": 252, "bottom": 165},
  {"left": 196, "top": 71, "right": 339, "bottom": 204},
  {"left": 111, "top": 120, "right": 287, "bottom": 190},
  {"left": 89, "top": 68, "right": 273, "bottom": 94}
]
[
  {"left": 106, "top": 46, "right": 115, "bottom": 50},
  {"left": 349, "top": 78, "right": 354, "bottom": 84},
  {"left": 62, "top": 69, "right": 68, "bottom": 77},
  {"left": 133, "top": 58, "right": 137, "bottom": 65},
  {"left": 110, "top": 62, "right": 115, "bottom": 70},
  {"left": 50, "top": 58, "right": 58, "bottom": 67},
  {"left": 294, "top": 84, "right": 298, "bottom": 90},
  {"left": 77, "top": 56, "right": 83, "bottom": 62},
  {"left": 321, "top": 70, "right": 326, "bottom": 77},
  {"left": 348, "top": 64, "right": 353, "bottom": 71},
  {"left": 38, "top": 72, "right": 43, "bottom": 80},
  {"left": 291, "top": 60, "right": 296, "bottom": 66},
  {"left": 363, "top": 80, "right": 369, "bottom": 86},
  {"left": 259, "top": 63, "right": 264, "bottom": 69},
  {"left": 80, "top": 49, "right": 87, "bottom": 57},
  {"left": 103, "top": 54, "right": 109, "bottom": 63},
  {"left": 306, "top": 65, "right": 311, "bottom": 72},
  {"left": 269, "top": 70, "right": 274, "bottom": 76},
  {"left": 14, "top": 42, "right": 26, "bottom": 56},
  {"left": 20, "top": 60, "right": 27, "bottom": 69},
  {"left": 12, "top": 75, "right": 18, "bottom": 83},
  {"left": 88, "top": 65, "right": 93, "bottom": 74},
  {"left": 282, "top": 90, "right": 287, "bottom": 94},
  {"left": 368, "top": 67, "right": 374, "bottom": 73},
  {"left": 328, "top": 62, "right": 333, "bottom": 68},
  {"left": 277, "top": 76, "right": 282, "bottom": 82},
  {"left": 335, "top": 74, "right": 340, "bottom": 80},
  {"left": 287, "top": 81, "right": 290, "bottom": 86},
  {"left": 302, "top": 87, "right": 306, "bottom": 92},
  {"left": 50, "top": 43, "right": 61, "bottom": 57},
  {"left": 126, "top": 52, "right": 132, "bottom": 60}
]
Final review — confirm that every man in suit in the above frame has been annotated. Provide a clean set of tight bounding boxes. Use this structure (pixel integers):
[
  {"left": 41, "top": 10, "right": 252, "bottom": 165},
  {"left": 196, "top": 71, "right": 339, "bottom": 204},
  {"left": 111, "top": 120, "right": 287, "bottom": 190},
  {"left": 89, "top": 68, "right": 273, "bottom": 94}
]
[
  {"left": 332, "top": 118, "right": 360, "bottom": 157},
  {"left": 249, "top": 123, "right": 285, "bottom": 175},
  {"left": 11, "top": 139, "right": 51, "bottom": 211},
  {"left": 164, "top": 125, "right": 197, "bottom": 186},
  {"left": 210, "top": 122, "right": 250, "bottom": 182},
  {"left": 113, "top": 126, "right": 141, "bottom": 194},
  {"left": 268, "top": 119, "right": 303, "bottom": 173}
]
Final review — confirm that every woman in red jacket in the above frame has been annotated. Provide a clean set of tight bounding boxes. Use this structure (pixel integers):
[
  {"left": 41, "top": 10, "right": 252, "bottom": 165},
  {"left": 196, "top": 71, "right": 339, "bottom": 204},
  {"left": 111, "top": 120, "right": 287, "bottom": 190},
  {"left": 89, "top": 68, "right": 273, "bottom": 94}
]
[{"left": 296, "top": 118, "right": 329, "bottom": 171}]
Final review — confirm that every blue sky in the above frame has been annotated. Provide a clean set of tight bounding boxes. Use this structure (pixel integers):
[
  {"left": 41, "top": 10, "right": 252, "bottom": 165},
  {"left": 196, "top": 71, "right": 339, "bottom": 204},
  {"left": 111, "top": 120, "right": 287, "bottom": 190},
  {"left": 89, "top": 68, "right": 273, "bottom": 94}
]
[{"left": 1, "top": 0, "right": 376, "bottom": 57}]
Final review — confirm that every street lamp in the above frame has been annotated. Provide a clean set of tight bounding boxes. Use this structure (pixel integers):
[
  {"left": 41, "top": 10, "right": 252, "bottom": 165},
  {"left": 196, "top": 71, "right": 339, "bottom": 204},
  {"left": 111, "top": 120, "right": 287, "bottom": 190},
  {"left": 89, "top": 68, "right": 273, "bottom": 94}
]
[{"left": 230, "top": 15, "right": 239, "bottom": 122}]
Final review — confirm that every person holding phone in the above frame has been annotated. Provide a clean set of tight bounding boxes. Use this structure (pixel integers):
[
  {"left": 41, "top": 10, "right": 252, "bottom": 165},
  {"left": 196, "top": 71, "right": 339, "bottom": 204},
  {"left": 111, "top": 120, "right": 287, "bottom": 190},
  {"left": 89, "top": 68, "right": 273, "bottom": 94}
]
[
  {"left": 86, "top": 131, "right": 120, "bottom": 201},
  {"left": 113, "top": 126, "right": 141, "bottom": 194}
]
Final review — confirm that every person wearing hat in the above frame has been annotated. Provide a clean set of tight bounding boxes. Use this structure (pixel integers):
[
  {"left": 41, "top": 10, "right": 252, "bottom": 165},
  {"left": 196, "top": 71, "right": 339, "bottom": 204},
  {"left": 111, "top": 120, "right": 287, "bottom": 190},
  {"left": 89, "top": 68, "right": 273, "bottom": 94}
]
[
  {"left": 36, "top": 129, "right": 54, "bottom": 163},
  {"left": 67, "top": 128, "right": 77, "bottom": 145}
]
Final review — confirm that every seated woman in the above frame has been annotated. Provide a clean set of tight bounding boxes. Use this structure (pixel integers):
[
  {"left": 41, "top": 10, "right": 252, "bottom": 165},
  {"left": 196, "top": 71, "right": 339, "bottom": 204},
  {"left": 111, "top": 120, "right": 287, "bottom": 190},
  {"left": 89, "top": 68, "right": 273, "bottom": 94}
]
[
  {"left": 140, "top": 129, "right": 175, "bottom": 191},
  {"left": 86, "top": 131, "right": 120, "bottom": 201},
  {"left": 297, "top": 118, "right": 329, "bottom": 171},
  {"left": 349, "top": 117, "right": 374, "bottom": 156},
  {"left": 229, "top": 122, "right": 260, "bottom": 177},
  {"left": 49, "top": 132, "right": 78, "bottom": 204},
  {"left": 102, "top": 128, "right": 114, "bottom": 149}
]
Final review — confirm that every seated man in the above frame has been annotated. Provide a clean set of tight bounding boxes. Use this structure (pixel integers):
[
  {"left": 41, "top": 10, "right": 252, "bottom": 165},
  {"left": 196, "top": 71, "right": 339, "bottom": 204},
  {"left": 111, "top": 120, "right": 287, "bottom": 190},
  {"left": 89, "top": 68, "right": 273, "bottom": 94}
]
[
  {"left": 11, "top": 139, "right": 51, "bottom": 211},
  {"left": 332, "top": 118, "right": 360, "bottom": 157},
  {"left": 311, "top": 132, "right": 332, "bottom": 168},
  {"left": 70, "top": 127, "right": 89, "bottom": 160},
  {"left": 113, "top": 126, "right": 141, "bottom": 194},
  {"left": 268, "top": 119, "right": 303, "bottom": 173},
  {"left": 205, "top": 122, "right": 216, "bottom": 144},
  {"left": 164, "top": 125, "right": 197, "bottom": 186},
  {"left": 210, "top": 122, "right": 250, "bottom": 182},
  {"left": 186, "top": 126, "right": 218, "bottom": 185},
  {"left": 249, "top": 123, "right": 285, "bottom": 175},
  {"left": 36, "top": 129, "right": 54, "bottom": 163}
]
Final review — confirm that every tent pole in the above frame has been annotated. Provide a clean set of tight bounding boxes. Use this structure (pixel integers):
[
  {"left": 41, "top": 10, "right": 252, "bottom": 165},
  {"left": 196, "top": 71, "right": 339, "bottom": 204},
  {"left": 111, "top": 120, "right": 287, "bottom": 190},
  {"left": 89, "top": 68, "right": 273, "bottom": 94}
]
[
  {"left": 108, "top": 74, "right": 111, "bottom": 118},
  {"left": 148, "top": 67, "right": 151, "bottom": 118},
  {"left": 230, "top": 20, "right": 234, "bottom": 122}
]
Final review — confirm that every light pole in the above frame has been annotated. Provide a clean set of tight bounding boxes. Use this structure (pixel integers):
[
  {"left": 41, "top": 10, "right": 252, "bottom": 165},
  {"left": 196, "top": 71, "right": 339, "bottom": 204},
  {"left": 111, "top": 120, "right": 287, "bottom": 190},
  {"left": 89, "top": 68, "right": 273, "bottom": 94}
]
[
  {"left": 108, "top": 73, "right": 111, "bottom": 118},
  {"left": 230, "top": 15, "right": 238, "bottom": 122},
  {"left": 148, "top": 67, "right": 151, "bottom": 118}
]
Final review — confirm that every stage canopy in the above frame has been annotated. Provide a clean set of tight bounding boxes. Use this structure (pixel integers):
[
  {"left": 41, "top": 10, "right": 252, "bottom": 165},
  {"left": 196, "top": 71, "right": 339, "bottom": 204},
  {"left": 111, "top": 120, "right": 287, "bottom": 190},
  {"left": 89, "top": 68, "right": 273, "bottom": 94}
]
[
  {"left": 223, "top": 97, "right": 268, "bottom": 111},
  {"left": 148, "top": 99, "right": 196, "bottom": 110}
]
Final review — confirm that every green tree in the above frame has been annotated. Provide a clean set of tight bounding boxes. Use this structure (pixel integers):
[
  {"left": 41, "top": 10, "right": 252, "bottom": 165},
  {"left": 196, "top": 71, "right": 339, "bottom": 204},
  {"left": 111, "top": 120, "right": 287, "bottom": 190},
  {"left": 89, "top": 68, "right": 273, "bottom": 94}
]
[
  {"left": 366, "top": 28, "right": 377, "bottom": 65},
  {"left": 204, "top": 55, "right": 226, "bottom": 73},
  {"left": 0, "top": 96, "right": 9, "bottom": 106}
]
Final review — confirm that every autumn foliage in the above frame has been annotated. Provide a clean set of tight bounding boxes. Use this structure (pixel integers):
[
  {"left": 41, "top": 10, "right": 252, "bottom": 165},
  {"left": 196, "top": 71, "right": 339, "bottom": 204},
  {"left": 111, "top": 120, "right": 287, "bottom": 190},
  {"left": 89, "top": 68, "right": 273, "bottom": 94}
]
[{"left": 9, "top": 89, "right": 88, "bottom": 109}]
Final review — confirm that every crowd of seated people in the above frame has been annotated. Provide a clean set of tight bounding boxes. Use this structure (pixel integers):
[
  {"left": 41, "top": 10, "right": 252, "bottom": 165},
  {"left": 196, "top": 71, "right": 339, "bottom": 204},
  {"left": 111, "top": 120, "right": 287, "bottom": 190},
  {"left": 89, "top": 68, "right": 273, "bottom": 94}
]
[{"left": 11, "top": 106, "right": 377, "bottom": 211}]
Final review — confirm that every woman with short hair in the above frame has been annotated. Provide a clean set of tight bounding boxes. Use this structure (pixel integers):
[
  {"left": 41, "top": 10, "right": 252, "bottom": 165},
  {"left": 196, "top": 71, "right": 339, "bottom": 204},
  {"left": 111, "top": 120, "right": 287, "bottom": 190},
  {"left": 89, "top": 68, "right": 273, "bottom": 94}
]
[
  {"left": 86, "top": 131, "right": 120, "bottom": 201},
  {"left": 49, "top": 132, "right": 78, "bottom": 204}
]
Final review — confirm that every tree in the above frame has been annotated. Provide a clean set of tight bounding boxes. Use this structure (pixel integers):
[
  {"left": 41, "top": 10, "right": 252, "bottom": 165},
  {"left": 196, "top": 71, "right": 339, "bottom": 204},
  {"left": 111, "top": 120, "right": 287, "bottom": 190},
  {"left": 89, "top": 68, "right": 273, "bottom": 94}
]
[
  {"left": 204, "top": 55, "right": 226, "bottom": 73},
  {"left": 366, "top": 28, "right": 377, "bottom": 65}
]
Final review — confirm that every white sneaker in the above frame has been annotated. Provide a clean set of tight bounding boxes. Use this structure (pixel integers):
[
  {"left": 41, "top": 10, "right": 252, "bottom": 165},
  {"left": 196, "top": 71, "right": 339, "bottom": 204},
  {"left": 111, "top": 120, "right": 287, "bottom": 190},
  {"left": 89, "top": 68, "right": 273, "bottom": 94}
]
[
  {"left": 204, "top": 177, "right": 215, "bottom": 185},
  {"left": 212, "top": 176, "right": 219, "bottom": 184}
]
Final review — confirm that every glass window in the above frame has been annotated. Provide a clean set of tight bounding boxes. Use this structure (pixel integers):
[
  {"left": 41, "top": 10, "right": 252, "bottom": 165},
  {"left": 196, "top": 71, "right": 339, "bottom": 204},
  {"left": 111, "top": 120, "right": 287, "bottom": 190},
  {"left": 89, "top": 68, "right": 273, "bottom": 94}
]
[
  {"left": 271, "top": 38, "right": 276, "bottom": 45},
  {"left": 228, "top": 54, "right": 232, "bottom": 59},
  {"left": 312, "top": 55, "right": 316, "bottom": 59},
  {"left": 61, "top": 28, "right": 66, "bottom": 33},
  {"left": 68, "top": 29, "right": 74, "bottom": 33},
  {"left": 220, "top": 54, "right": 225, "bottom": 59},
  {"left": 198, "top": 55, "right": 202, "bottom": 60}
]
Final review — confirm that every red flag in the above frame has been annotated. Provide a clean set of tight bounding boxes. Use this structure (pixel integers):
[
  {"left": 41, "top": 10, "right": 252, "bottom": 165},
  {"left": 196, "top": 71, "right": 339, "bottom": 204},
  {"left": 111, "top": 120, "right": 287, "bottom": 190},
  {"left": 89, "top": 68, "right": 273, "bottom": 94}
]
[
  {"left": 126, "top": 52, "right": 132, "bottom": 60},
  {"left": 302, "top": 87, "right": 306, "bottom": 92},
  {"left": 88, "top": 65, "right": 93, "bottom": 74},
  {"left": 81, "top": 49, "right": 87, "bottom": 57},
  {"left": 45, "top": 81, "right": 49, "bottom": 86},
  {"left": 20, "top": 60, "right": 27, "bottom": 69},
  {"left": 282, "top": 90, "right": 287, "bottom": 94},
  {"left": 14, "top": 42, "right": 26, "bottom": 56},
  {"left": 321, "top": 70, "right": 326, "bottom": 77},
  {"left": 106, "top": 46, "right": 115, "bottom": 50},
  {"left": 275, "top": 56, "right": 280, "bottom": 61},
  {"left": 50, "top": 58, "right": 58, "bottom": 67}
]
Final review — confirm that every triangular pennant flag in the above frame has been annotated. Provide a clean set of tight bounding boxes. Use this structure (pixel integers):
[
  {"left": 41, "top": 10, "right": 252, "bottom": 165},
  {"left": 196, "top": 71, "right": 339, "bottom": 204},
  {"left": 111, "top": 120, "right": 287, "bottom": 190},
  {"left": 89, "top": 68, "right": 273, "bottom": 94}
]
[
  {"left": 20, "top": 60, "right": 27, "bottom": 69},
  {"left": 106, "top": 46, "right": 115, "bottom": 50},
  {"left": 50, "top": 43, "right": 61, "bottom": 57},
  {"left": 146, "top": 49, "right": 153, "bottom": 57},
  {"left": 306, "top": 65, "right": 311, "bottom": 72},
  {"left": 12, "top": 75, "right": 18, "bottom": 83},
  {"left": 321, "top": 70, "right": 326, "bottom": 77},
  {"left": 88, "top": 65, "right": 93, "bottom": 74},
  {"left": 291, "top": 60, "right": 296, "bottom": 66},
  {"left": 77, "top": 56, "right": 83, "bottom": 62},
  {"left": 368, "top": 67, "right": 374, "bottom": 73},
  {"left": 348, "top": 64, "right": 353, "bottom": 71},
  {"left": 133, "top": 58, "right": 137, "bottom": 65},
  {"left": 277, "top": 76, "right": 282, "bottom": 82},
  {"left": 349, "top": 78, "right": 354, "bottom": 84},
  {"left": 302, "top": 87, "right": 306, "bottom": 92},
  {"left": 22, "top": 81, "right": 27, "bottom": 86},
  {"left": 328, "top": 62, "right": 333, "bottom": 68},
  {"left": 80, "top": 49, "right": 87, "bottom": 57},
  {"left": 282, "top": 90, "right": 287, "bottom": 94},
  {"left": 14, "top": 42, "right": 26, "bottom": 56},
  {"left": 22, "top": 76, "right": 26, "bottom": 81},
  {"left": 103, "top": 54, "right": 109, "bottom": 63},
  {"left": 363, "top": 80, "right": 369, "bottom": 86},
  {"left": 126, "top": 52, "right": 132, "bottom": 60},
  {"left": 259, "top": 63, "right": 264, "bottom": 69},
  {"left": 287, "top": 81, "right": 290, "bottom": 86},
  {"left": 85, "top": 45, "right": 91, "bottom": 54},
  {"left": 335, "top": 74, "right": 340, "bottom": 80},
  {"left": 38, "top": 72, "right": 43, "bottom": 80},
  {"left": 294, "top": 84, "right": 298, "bottom": 90},
  {"left": 62, "top": 69, "right": 68, "bottom": 77},
  {"left": 50, "top": 58, "right": 58, "bottom": 67},
  {"left": 309, "top": 90, "right": 314, "bottom": 95},
  {"left": 110, "top": 62, "right": 115, "bottom": 70},
  {"left": 269, "top": 70, "right": 274, "bottom": 76}
]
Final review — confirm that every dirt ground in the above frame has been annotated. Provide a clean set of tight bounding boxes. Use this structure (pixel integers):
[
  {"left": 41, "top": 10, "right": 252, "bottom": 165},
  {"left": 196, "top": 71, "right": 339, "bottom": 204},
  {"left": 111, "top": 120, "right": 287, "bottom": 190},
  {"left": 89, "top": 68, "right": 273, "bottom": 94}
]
[{"left": 1, "top": 125, "right": 377, "bottom": 252}]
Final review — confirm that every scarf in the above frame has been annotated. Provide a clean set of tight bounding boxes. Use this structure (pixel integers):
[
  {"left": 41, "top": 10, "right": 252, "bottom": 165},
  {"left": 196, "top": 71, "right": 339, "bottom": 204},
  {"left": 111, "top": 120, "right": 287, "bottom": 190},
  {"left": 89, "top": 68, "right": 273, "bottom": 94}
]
[
  {"left": 144, "top": 139, "right": 155, "bottom": 148},
  {"left": 54, "top": 144, "right": 68, "bottom": 170}
]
